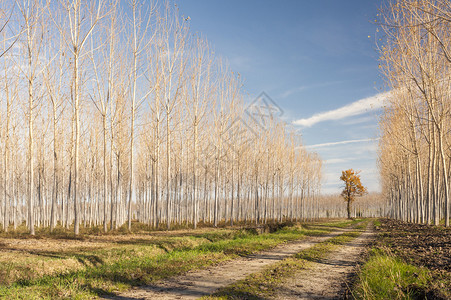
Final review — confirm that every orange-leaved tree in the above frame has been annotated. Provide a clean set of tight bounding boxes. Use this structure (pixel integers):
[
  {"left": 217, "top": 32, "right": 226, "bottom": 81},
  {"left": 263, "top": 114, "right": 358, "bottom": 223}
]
[{"left": 340, "top": 169, "right": 367, "bottom": 219}]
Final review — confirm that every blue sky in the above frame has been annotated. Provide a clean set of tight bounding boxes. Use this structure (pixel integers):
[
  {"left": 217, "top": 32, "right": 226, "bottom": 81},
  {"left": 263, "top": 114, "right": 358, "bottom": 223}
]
[{"left": 178, "top": 0, "right": 385, "bottom": 194}]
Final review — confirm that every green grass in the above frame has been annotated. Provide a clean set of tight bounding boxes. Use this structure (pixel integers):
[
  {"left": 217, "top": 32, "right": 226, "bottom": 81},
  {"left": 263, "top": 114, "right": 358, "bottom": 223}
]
[
  {"left": 438, "top": 218, "right": 451, "bottom": 225},
  {"left": 205, "top": 228, "right": 364, "bottom": 300},
  {"left": 309, "top": 218, "right": 365, "bottom": 229},
  {"left": 373, "top": 219, "right": 382, "bottom": 227},
  {"left": 0, "top": 223, "right": 336, "bottom": 299},
  {"left": 352, "top": 248, "right": 433, "bottom": 300},
  {"left": 0, "top": 219, "right": 365, "bottom": 299}
]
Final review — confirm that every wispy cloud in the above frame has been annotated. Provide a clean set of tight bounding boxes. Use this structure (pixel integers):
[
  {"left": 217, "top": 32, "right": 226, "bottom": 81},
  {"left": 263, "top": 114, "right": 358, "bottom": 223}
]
[
  {"left": 341, "top": 115, "right": 375, "bottom": 126},
  {"left": 280, "top": 81, "right": 343, "bottom": 99},
  {"left": 293, "top": 91, "right": 390, "bottom": 127},
  {"left": 324, "top": 158, "right": 348, "bottom": 164},
  {"left": 280, "top": 86, "right": 307, "bottom": 99},
  {"left": 305, "top": 138, "right": 379, "bottom": 149}
]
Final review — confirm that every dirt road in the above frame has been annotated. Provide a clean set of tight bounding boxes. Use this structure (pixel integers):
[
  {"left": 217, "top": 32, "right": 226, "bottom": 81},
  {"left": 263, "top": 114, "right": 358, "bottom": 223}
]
[
  {"left": 105, "top": 224, "right": 373, "bottom": 300},
  {"left": 274, "top": 223, "right": 374, "bottom": 299}
]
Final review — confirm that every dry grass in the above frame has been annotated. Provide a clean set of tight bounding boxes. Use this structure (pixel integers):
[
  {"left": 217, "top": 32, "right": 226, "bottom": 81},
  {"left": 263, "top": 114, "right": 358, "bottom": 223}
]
[
  {"left": 0, "top": 227, "right": 227, "bottom": 286},
  {"left": 0, "top": 219, "right": 356, "bottom": 299}
]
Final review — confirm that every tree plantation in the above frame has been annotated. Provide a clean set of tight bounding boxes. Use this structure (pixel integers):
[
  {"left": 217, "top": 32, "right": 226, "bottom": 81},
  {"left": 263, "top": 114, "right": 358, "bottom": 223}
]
[
  {"left": 2, "top": 1, "right": 451, "bottom": 299},
  {"left": 0, "top": 0, "right": 323, "bottom": 235},
  {"left": 378, "top": 0, "right": 450, "bottom": 226}
]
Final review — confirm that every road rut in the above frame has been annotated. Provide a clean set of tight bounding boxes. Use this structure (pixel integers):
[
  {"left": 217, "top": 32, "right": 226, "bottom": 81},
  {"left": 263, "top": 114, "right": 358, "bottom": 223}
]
[
  {"left": 104, "top": 227, "right": 347, "bottom": 300},
  {"left": 274, "top": 223, "right": 374, "bottom": 299}
]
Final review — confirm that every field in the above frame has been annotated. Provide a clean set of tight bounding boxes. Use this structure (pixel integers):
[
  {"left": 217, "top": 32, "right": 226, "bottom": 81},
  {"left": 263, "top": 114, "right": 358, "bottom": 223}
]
[
  {"left": 1, "top": 218, "right": 449, "bottom": 299},
  {"left": 0, "top": 219, "right": 359, "bottom": 299},
  {"left": 352, "top": 219, "right": 451, "bottom": 299}
]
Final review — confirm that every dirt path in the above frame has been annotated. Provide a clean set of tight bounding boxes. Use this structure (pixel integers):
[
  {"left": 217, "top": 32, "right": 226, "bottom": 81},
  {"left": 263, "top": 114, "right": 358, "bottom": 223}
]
[
  {"left": 274, "top": 223, "right": 374, "bottom": 300},
  {"left": 104, "top": 228, "right": 348, "bottom": 300}
]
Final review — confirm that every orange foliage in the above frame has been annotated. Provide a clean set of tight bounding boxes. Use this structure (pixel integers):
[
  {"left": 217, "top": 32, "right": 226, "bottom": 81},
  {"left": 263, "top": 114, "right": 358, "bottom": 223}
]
[{"left": 340, "top": 169, "right": 367, "bottom": 219}]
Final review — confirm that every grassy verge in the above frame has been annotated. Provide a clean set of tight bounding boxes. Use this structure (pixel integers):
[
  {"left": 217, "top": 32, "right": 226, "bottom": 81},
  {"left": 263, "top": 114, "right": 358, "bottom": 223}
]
[
  {"left": 351, "top": 219, "right": 450, "bottom": 300},
  {"left": 352, "top": 247, "right": 435, "bottom": 300},
  {"left": 0, "top": 220, "right": 356, "bottom": 299},
  {"left": 203, "top": 227, "right": 364, "bottom": 299}
]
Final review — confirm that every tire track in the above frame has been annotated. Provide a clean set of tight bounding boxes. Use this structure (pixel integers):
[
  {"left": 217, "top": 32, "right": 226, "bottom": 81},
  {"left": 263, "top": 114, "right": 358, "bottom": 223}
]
[
  {"left": 273, "top": 223, "right": 374, "bottom": 299},
  {"left": 103, "top": 227, "right": 348, "bottom": 300}
]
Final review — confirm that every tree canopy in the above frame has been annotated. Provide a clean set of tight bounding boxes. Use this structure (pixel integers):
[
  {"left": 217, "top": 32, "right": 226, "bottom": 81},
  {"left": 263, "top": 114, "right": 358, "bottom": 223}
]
[{"left": 340, "top": 169, "right": 367, "bottom": 219}]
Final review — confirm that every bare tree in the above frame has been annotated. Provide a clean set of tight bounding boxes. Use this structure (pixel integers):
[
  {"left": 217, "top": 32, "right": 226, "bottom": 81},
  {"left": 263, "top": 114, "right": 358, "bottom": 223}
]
[
  {"left": 378, "top": 0, "right": 450, "bottom": 226},
  {"left": 0, "top": 0, "right": 324, "bottom": 233},
  {"left": 55, "top": 0, "right": 107, "bottom": 235},
  {"left": 126, "top": 0, "right": 155, "bottom": 230},
  {"left": 16, "top": 0, "right": 48, "bottom": 235}
]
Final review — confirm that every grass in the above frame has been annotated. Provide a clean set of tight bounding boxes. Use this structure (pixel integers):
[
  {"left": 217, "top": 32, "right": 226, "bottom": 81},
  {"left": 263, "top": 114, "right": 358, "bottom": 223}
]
[
  {"left": 351, "top": 218, "right": 450, "bottom": 300},
  {"left": 373, "top": 219, "right": 382, "bottom": 227},
  {"left": 308, "top": 218, "right": 365, "bottom": 229},
  {"left": 438, "top": 218, "right": 451, "bottom": 225},
  {"left": 0, "top": 219, "right": 335, "bottom": 238},
  {"left": 0, "top": 220, "right": 254, "bottom": 238},
  {"left": 352, "top": 247, "right": 434, "bottom": 300},
  {"left": 0, "top": 220, "right": 358, "bottom": 299},
  {"left": 204, "top": 225, "right": 365, "bottom": 300}
]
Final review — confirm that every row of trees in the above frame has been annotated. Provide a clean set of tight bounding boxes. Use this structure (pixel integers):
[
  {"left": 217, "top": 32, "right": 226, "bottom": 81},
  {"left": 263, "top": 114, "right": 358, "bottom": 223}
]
[
  {"left": 316, "top": 193, "right": 384, "bottom": 219},
  {"left": 0, "top": 0, "right": 323, "bottom": 235},
  {"left": 378, "top": 0, "right": 450, "bottom": 226}
]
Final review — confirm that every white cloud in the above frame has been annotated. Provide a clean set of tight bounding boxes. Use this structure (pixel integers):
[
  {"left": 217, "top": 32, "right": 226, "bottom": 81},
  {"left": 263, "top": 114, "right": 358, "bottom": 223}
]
[
  {"left": 341, "top": 115, "right": 375, "bottom": 125},
  {"left": 280, "top": 81, "right": 343, "bottom": 99},
  {"left": 305, "top": 138, "right": 379, "bottom": 149},
  {"left": 293, "top": 91, "right": 390, "bottom": 127},
  {"left": 280, "top": 86, "right": 307, "bottom": 98},
  {"left": 324, "top": 158, "right": 348, "bottom": 164}
]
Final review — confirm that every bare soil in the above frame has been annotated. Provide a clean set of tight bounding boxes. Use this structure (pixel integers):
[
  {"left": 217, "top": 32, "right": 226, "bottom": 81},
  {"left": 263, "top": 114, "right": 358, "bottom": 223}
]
[
  {"left": 103, "top": 230, "right": 347, "bottom": 300},
  {"left": 375, "top": 219, "right": 450, "bottom": 272},
  {"left": 273, "top": 223, "right": 374, "bottom": 300},
  {"left": 374, "top": 219, "right": 451, "bottom": 298}
]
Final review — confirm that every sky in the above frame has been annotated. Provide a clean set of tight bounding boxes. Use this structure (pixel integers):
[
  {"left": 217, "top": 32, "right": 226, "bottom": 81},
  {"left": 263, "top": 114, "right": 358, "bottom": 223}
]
[{"left": 177, "top": 0, "right": 385, "bottom": 194}]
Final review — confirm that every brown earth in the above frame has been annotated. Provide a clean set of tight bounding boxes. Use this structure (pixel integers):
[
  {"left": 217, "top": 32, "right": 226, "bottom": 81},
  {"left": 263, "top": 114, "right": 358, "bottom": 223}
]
[
  {"left": 375, "top": 219, "right": 451, "bottom": 272},
  {"left": 374, "top": 219, "right": 451, "bottom": 298}
]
